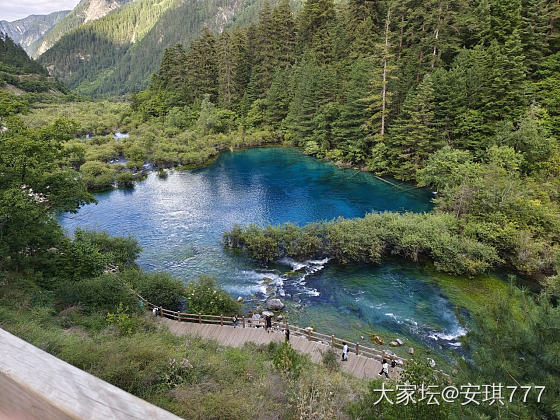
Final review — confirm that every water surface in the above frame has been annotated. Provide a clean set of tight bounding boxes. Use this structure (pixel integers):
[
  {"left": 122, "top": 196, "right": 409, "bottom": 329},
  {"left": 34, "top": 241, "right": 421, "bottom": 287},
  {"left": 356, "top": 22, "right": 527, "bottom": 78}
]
[{"left": 60, "top": 148, "right": 463, "bottom": 355}]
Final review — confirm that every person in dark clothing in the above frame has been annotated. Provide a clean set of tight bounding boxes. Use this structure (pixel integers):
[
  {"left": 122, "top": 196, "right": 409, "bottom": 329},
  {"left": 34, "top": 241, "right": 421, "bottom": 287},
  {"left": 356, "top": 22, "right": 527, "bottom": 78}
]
[
  {"left": 285, "top": 328, "right": 290, "bottom": 342},
  {"left": 265, "top": 315, "right": 272, "bottom": 332}
]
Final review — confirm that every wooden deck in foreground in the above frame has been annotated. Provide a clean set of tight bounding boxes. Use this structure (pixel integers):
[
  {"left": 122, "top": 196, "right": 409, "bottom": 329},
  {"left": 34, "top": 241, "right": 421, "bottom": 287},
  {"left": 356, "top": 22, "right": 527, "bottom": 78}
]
[{"left": 159, "top": 317, "right": 397, "bottom": 380}]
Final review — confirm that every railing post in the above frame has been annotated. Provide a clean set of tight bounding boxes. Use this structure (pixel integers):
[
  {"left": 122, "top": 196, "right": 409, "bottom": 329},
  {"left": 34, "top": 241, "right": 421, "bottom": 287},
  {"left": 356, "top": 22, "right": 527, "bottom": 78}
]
[
  {"left": 220, "top": 315, "right": 223, "bottom": 326},
  {"left": 307, "top": 329, "right": 311, "bottom": 341},
  {"left": 242, "top": 316, "right": 245, "bottom": 328},
  {"left": 159, "top": 307, "right": 163, "bottom": 317},
  {"left": 331, "top": 335, "right": 335, "bottom": 347},
  {"left": 355, "top": 343, "right": 359, "bottom": 355},
  {"left": 198, "top": 313, "right": 201, "bottom": 324}
]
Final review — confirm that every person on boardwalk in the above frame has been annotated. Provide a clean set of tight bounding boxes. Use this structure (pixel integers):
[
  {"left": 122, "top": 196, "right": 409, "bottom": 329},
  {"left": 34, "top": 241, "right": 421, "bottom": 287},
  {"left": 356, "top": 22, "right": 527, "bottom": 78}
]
[
  {"left": 285, "top": 327, "right": 290, "bottom": 342},
  {"left": 265, "top": 315, "right": 272, "bottom": 332},
  {"left": 342, "top": 342, "right": 348, "bottom": 361},
  {"left": 379, "top": 359, "right": 389, "bottom": 378},
  {"left": 232, "top": 315, "right": 238, "bottom": 328}
]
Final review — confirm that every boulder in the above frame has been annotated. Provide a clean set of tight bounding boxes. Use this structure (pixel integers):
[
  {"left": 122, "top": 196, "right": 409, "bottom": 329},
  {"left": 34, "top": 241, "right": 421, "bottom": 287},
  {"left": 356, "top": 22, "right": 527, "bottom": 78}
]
[
  {"left": 237, "top": 296, "right": 243, "bottom": 302},
  {"left": 408, "top": 347, "right": 414, "bottom": 355},
  {"left": 389, "top": 341, "right": 399, "bottom": 347},
  {"left": 371, "top": 335, "right": 384, "bottom": 345},
  {"left": 262, "top": 311, "right": 274, "bottom": 317},
  {"left": 266, "top": 298, "right": 285, "bottom": 311},
  {"left": 262, "top": 277, "right": 273, "bottom": 283},
  {"left": 277, "top": 314, "right": 284, "bottom": 320},
  {"left": 395, "top": 338, "right": 404, "bottom": 346}
]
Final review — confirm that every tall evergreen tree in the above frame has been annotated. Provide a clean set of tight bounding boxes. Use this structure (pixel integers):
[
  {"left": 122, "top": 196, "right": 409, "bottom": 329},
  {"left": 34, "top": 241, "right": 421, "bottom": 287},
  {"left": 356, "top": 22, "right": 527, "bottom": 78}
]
[
  {"left": 384, "top": 74, "right": 442, "bottom": 180},
  {"left": 297, "top": 0, "right": 338, "bottom": 63},
  {"left": 270, "top": 0, "right": 296, "bottom": 67},
  {"left": 183, "top": 27, "right": 218, "bottom": 103}
]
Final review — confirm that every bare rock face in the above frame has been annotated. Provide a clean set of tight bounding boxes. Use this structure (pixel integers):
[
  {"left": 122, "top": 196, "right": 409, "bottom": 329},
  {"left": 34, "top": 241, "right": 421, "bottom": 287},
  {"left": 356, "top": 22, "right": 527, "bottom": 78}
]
[
  {"left": 84, "top": 0, "right": 121, "bottom": 23},
  {"left": 266, "top": 299, "right": 285, "bottom": 311}
]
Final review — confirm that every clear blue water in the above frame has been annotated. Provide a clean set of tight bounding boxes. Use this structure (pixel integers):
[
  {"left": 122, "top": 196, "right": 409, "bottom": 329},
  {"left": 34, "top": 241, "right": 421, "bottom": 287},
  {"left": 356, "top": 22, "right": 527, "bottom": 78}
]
[{"left": 59, "top": 148, "right": 465, "bottom": 354}]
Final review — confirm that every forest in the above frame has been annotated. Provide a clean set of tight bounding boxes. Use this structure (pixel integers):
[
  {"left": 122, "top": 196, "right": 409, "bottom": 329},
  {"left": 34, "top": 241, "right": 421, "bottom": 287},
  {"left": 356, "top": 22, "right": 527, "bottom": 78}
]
[
  {"left": 127, "top": 0, "right": 560, "bottom": 279},
  {"left": 2, "top": 0, "right": 560, "bottom": 418}
]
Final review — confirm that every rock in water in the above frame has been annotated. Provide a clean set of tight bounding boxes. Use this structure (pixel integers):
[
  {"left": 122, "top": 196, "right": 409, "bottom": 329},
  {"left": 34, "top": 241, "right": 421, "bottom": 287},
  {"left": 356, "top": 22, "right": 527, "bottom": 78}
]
[
  {"left": 262, "top": 311, "right": 274, "bottom": 317},
  {"left": 237, "top": 296, "right": 243, "bottom": 302},
  {"left": 408, "top": 347, "right": 414, "bottom": 355},
  {"left": 267, "top": 298, "right": 285, "bottom": 311},
  {"left": 389, "top": 341, "right": 399, "bottom": 347},
  {"left": 371, "top": 335, "right": 384, "bottom": 345},
  {"left": 395, "top": 338, "right": 404, "bottom": 346}
]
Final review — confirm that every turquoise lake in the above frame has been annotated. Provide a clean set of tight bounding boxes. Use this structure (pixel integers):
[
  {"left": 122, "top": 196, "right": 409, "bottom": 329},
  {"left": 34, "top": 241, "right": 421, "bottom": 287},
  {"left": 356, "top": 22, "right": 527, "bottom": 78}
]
[{"left": 59, "top": 147, "right": 465, "bottom": 355}]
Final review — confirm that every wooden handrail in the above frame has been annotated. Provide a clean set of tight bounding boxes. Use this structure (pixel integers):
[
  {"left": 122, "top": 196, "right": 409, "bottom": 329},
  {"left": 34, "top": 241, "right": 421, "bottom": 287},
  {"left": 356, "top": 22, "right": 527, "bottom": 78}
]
[{"left": 139, "top": 298, "right": 411, "bottom": 364}]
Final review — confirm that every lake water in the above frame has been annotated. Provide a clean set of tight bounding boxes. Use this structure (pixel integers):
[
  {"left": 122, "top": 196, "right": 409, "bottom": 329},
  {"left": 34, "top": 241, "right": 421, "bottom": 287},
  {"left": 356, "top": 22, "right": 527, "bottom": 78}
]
[{"left": 60, "top": 147, "right": 465, "bottom": 356}]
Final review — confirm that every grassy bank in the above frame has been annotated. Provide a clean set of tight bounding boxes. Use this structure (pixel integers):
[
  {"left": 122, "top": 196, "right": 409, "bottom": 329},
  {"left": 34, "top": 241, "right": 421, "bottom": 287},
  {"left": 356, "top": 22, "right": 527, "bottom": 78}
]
[{"left": 0, "top": 273, "right": 366, "bottom": 419}]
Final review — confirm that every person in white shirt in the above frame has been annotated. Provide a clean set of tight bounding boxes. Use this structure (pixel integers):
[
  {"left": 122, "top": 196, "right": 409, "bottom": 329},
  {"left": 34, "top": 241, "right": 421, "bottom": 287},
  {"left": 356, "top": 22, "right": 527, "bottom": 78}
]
[
  {"left": 379, "top": 359, "right": 389, "bottom": 378},
  {"left": 342, "top": 342, "right": 348, "bottom": 361}
]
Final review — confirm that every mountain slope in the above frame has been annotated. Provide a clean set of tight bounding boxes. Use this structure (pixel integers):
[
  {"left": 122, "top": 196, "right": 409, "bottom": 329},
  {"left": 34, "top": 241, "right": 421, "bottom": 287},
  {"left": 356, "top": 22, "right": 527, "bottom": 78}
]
[
  {"left": 0, "top": 11, "right": 69, "bottom": 57},
  {"left": 35, "top": 0, "right": 132, "bottom": 57},
  {"left": 38, "top": 0, "right": 293, "bottom": 97},
  {"left": 0, "top": 33, "right": 67, "bottom": 95}
]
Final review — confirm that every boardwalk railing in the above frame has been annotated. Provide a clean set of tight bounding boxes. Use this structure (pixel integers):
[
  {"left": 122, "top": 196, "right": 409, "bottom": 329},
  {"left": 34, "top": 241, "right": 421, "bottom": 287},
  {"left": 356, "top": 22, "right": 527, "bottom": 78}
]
[{"left": 137, "top": 295, "right": 408, "bottom": 365}]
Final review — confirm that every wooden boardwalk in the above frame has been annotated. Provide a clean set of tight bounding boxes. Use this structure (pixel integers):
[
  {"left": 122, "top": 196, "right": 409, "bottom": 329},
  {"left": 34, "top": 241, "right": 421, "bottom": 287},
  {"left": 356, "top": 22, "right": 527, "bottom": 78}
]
[{"left": 160, "top": 318, "right": 397, "bottom": 380}]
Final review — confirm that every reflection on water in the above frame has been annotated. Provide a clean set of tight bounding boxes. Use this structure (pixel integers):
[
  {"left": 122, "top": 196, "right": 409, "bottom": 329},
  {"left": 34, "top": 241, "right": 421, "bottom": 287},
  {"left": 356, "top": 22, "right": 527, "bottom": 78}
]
[{"left": 60, "top": 147, "right": 465, "bottom": 354}]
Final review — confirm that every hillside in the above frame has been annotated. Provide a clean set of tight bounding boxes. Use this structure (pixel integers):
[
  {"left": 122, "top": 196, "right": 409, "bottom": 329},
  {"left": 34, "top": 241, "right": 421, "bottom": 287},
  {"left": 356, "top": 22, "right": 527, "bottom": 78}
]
[
  {"left": 35, "top": 0, "right": 132, "bottom": 57},
  {"left": 0, "top": 33, "right": 67, "bottom": 97},
  {"left": 38, "top": 0, "right": 297, "bottom": 96},
  {"left": 0, "top": 11, "right": 69, "bottom": 57}
]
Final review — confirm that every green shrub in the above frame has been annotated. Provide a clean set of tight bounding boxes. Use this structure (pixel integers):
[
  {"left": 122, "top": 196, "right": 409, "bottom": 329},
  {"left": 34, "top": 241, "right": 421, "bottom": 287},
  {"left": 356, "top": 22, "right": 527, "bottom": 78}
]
[
  {"left": 272, "top": 342, "right": 306, "bottom": 378},
  {"left": 106, "top": 303, "right": 138, "bottom": 335},
  {"left": 122, "top": 269, "right": 186, "bottom": 311},
  {"left": 55, "top": 275, "right": 137, "bottom": 313},
  {"left": 184, "top": 275, "right": 241, "bottom": 316},
  {"left": 321, "top": 347, "right": 340, "bottom": 372}
]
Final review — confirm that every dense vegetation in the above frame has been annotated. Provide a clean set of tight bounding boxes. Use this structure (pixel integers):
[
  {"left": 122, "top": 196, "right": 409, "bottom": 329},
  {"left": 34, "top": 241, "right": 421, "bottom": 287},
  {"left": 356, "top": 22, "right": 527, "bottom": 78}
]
[
  {"left": 2, "top": 0, "right": 560, "bottom": 417},
  {"left": 121, "top": 0, "right": 555, "bottom": 277},
  {"left": 38, "top": 0, "right": 298, "bottom": 96},
  {"left": 34, "top": 0, "right": 132, "bottom": 57}
]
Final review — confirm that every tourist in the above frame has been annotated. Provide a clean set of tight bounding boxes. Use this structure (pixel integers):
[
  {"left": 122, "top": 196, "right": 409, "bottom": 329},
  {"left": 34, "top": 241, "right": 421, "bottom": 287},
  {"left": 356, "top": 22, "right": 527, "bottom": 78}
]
[
  {"left": 265, "top": 315, "right": 272, "bottom": 332},
  {"left": 152, "top": 307, "right": 158, "bottom": 317},
  {"left": 342, "top": 342, "right": 348, "bottom": 361},
  {"left": 379, "top": 359, "right": 389, "bottom": 378},
  {"left": 285, "top": 328, "right": 290, "bottom": 342},
  {"left": 232, "top": 315, "right": 238, "bottom": 328}
]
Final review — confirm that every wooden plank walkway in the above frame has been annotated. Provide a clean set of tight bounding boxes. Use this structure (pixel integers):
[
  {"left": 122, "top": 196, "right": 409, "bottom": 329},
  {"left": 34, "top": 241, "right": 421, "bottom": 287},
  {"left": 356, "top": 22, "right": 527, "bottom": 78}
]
[{"left": 159, "top": 318, "right": 398, "bottom": 380}]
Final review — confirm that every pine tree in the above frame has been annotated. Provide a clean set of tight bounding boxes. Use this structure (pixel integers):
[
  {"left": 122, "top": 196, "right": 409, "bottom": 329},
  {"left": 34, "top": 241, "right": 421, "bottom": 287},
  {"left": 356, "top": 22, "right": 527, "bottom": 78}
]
[
  {"left": 347, "top": 0, "right": 382, "bottom": 56},
  {"left": 249, "top": 0, "right": 275, "bottom": 99},
  {"left": 265, "top": 69, "right": 293, "bottom": 126},
  {"left": 297, "top": 0, "right": 338, "bottom": 63},
  {"left": 217, "top": 32, "right": 235, "bottom": 109},
  {"left": 157, "top": 44, "right": 187, "bottom": 91},
  {"left": 183, "top": 27, "right": 218, "bottom": 103},
  {"left": 484, "top": 31, "right": 527, "bottom": 123},
  {"left": 520, "top": 0, "right": 550, "bottom": 73},
  {"left": 332, "top": 58, "right": 373, "bottom": 163},
  {"left": 384, "top": 74, "right": 441, "bottom": 180},
  {"left": 270, "top": 0, "right": 296, "bottom": 67},
  {"left": 364, "top": 2, "right": 397, "bottom": 139}
]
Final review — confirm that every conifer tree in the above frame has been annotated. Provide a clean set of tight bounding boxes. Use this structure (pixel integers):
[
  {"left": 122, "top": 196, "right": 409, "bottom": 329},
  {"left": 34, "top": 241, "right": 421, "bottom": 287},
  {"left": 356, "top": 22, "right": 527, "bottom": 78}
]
[
  {"left": 183, "top": 27, "right": 218, "bottom": 103},
  {"left": 520, "top": 0, "right": 550, "bottom": 73},
  {"left": 297, "top": 0, "right": 337, "bottom": 63},
  {"left": 270, "top": 0, "right": 296, "bottom": 67},
  {"left": 157, "top": 44, "right": 187, "bottom": 91},
  {"left": 384, "top": 74, "right": 441, "bottom": 180}
]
